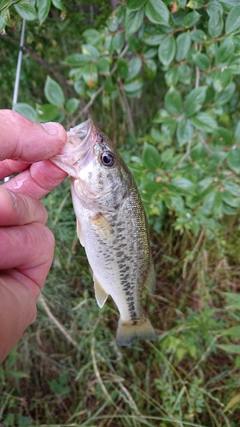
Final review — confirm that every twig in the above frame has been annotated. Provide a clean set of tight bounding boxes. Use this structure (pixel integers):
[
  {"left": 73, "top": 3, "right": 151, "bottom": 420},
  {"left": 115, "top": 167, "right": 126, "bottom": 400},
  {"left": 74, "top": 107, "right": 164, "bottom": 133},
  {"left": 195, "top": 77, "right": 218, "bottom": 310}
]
[
  {"left": 91, "top": 338, "right": 117, "bottom": 408},
  {"left": 194, "top": 36, "right": 200, "bottom": 89},
  {"left": 2, "top": 33, "right": 70, "bottom": 93},
  {"left": 182, "top": 228, "right": 205, "bottom": 279},
  {"left": 197, "top": 131, "right": 214, "bottom": 153},
  {"left": 71, "top": 43, "right": 129, "bottom": 126},
  {"left": 38, "top": 294, "right": 79, "bottom": 349},
  {"left": 117, "top": 76, "right": 135, "bottom": 133},
  {"left": 172, "top": 138, "right": 192, "bottom": 172}
]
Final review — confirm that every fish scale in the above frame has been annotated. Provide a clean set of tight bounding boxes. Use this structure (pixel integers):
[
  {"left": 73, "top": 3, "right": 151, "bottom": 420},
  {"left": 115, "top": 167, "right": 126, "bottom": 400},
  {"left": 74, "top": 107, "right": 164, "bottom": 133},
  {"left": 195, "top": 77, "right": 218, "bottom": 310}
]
[{"left": 51, "top": 119, "right": 157, "bottom": 346}]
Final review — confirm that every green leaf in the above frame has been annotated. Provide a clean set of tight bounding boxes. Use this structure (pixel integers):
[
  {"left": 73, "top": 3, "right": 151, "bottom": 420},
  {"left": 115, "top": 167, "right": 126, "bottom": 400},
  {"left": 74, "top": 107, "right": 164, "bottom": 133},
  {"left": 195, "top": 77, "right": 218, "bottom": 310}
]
[
  {"left": 125, "top": 8, "right": 144, "bottom": 35},
  {"left": 206, "top": 0, "right": 223, "bottom": 17},
  {"left": 165, "top": 68, "right": 179, "bottom": 86},
  {"left": 1, "top": 0, "right": 18, "bottom": 12},
  {"left": 14, "top": 2, "right": 37, "bottom": 20},
  {"left": 208, "top": 10, "right": 223, "bottom": 38},
  {"left": 224, "top": 291, "right": 240, "bottom": 309},
  {"left": 127, "top": 57, "right": 142, "bottom": 80},
  {"left": 123, "top": 79, "right": 143, "bottom": 95},
  {"left": 227, "top": 148, "right": 240, "bottom": 174},
  {"left": 143, "top": 33, "right": 166, "bottom": 46},
  {"left": 44, "top": 76, "right": 65, "bottom": 107},
  {"left": 158, "top": 36, "right": 176, "bottom": 67},
  {"left": 222, "top": 190, "right": 240, "bottom": 208},
  {"left": 108, "top": 15, "right": 119, "bottom": 32},
  {"left": 171, "top": 195, "right": 184, "bottom": 212},
  {"left": 145, "top": 0, "right": 169, "bottom": 25},
  {"left": 117, "top": 58, "right": 128, "bottom": 79},
  {"left": 171, "top": 178, "right": 195, "bottom": 193},
  {"left": 112, "top": 32, "right": 124, "bottom": 54},
  {"left": 126, "top": 0, "right": 147, "bottom": 10},
  {"left": 213, "top": 127, "right": 233, "bottom": 146},
  {"left": 202, "top": 191, "right": 216, "bottom": 215},
  {"left": 14, "top": 103, "right": 37, "bottom": 121},
  {"left": 0, "top": 6, "right": 10, "bottom": 32},
  {"left": 176, "top": 33, "right": 191, "bottom": 61},
  {"left": 234, "top": 121, "right": 240, "bottom": 144},
  {"left": 98, "top": 57, "right": 110, "bottom": 76},
  {"left": 143, "top": 48, "right": 157, "bottom": 59},
  {"left": 183, "top": 11, "right": 200, "bottom": 28},
  {"left": 143, "top": 143, "right": 161, "bottom": 171},
  {"left": 215, "top": 82, "right": 235, "bottom": 106},
  {"left": 218, "top": 326, "right": 240, "bottom": 338},
  {"left": 37, "top": 0, "right": 51, "bottom": 24},
  {"left": 185, "top": 87, "right": 207, "bottom": 117},
  {"left": 65, "top": 98, "right": 80, "bottom": 115},
  {"left": 191, "top": 52, "right": 211, "bottom": 71},
  {"left": 52, "top": 0, "right": 66, "bottom": 11},
  {"left": 217, "top": 344, "right": 240, "bottom": 354},
  {"left": 144, "top": 59, "right": 157, "bottom": 79},
  {"left": 82, "top": 29, "right": 101, "bottom": 46},
  {"left": 82, "top": 44, "right": 100, "bottom": 61},
  {"left": 213, "top": 69, "right": 232, "bottom": 92},
  {"left": 64, "top": 53, "right": 92, "bottom": 66},
  {"left": 191, "top": 113, "right": 217, "bottom": 132},
  {"left": 187, "top": 0, "right": 204, "bottom": 8},
  {"left": 224, "top": 181, "right": 240, "bottom": 197},
  {"left": 164, "top": 87, "right": 182, "bottom": 115},
  {"left": 177, "top": 118, "right": 193, "bottom": 146},
  {"left": 225, "top": 4, "right": 240, "bottom": 35},
  {"left": 81, "top": 64, "right": 98, "bottom": 87},
  {"left": 36, "top": 103, "right": 59, "bottom": 122},
  {"left": 191, "top": 29, "right": 207, "bottom": 43},
  {"left": 215, "top": 37, "right": 235, "bottom": 67}
]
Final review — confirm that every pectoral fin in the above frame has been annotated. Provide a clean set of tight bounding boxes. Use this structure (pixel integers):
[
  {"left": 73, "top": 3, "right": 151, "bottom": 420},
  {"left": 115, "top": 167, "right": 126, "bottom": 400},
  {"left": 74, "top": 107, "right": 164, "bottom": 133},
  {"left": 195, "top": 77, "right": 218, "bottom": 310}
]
[
  {"left": 76, "top": 219, "right": 85, "bottom": 247},
  {"left": 93, "top": 275, "right": 109, "bottom": 308},
  {"left": 89, "top": 213, "right": 114, "bottom": 241},
  {"left": 144, "top": 262, "right": 156, "bottom": 293}
]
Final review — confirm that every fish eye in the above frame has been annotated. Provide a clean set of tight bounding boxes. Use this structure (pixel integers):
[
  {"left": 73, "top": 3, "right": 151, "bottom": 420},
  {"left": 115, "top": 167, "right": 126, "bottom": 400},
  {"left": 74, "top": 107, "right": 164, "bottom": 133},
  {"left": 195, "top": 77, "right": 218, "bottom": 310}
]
[{"left": 100, "top": 151, "right": 115, "bottom": 167}]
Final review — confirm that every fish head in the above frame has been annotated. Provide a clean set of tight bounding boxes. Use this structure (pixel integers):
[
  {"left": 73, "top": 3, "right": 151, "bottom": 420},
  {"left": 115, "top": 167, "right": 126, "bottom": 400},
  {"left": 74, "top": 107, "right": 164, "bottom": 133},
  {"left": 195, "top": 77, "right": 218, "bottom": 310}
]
[
  {"left": 51, "top": 119, "right": 94, "bottom": 177},
  {"left": 52, "top": 119, "right": 132, "bottom": 210}
]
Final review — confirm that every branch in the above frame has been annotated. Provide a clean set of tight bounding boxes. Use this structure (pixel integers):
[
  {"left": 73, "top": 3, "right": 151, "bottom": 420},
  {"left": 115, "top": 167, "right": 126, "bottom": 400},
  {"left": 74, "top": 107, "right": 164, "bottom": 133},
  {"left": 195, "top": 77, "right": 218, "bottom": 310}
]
[{"left": 2, "top": 33, "right": 71, "bottom": 94}]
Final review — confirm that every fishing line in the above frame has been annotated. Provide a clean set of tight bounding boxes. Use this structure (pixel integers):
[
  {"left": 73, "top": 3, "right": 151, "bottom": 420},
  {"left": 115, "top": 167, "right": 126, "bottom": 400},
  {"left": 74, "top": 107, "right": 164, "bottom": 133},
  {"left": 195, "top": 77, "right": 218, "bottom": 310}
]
[
  {"left": 12, "top": 18, "right": 26, "bottom": 108},
  {"left": 4, "top": 18, "right": 26, "bottom": 183}
]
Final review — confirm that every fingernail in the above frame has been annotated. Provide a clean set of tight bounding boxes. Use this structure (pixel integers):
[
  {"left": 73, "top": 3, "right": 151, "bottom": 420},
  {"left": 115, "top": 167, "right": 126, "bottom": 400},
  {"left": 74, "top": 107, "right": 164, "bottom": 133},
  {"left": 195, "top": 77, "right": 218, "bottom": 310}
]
[
  {"left": 7, "top": 189, "right": 17, "bottom": 208},
  {"left": 42, "top": 122, "right": 60, "bottom": 135}
]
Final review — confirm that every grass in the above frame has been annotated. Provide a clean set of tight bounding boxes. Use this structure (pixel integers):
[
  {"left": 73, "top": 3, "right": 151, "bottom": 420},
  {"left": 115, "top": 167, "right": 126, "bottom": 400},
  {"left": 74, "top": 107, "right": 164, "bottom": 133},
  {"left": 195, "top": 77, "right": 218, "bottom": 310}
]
[{"left": 1, "top": 177, "right": 240, "bottom": 427}]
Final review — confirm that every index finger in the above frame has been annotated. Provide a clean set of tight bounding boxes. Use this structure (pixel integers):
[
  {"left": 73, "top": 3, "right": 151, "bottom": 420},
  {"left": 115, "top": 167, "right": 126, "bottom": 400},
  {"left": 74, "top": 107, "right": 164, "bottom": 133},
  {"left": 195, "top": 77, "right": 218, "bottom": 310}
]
[{"left": 0, "top": 110, "right": 67, "bottom": 162}]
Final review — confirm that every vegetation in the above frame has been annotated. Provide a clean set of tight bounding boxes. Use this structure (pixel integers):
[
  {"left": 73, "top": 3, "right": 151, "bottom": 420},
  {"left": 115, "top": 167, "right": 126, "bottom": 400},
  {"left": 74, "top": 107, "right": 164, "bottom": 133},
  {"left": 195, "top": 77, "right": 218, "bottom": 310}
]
[{"left": 1, "top": 0, "right": 240, "bottom": 425}]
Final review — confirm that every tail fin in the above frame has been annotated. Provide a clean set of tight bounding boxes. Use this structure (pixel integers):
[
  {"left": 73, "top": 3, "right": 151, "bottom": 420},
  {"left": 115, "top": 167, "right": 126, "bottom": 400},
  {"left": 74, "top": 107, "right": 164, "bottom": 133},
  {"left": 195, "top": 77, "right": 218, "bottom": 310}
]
[{"left": 116, "top": 316, "right": 157, "bottom": 346}]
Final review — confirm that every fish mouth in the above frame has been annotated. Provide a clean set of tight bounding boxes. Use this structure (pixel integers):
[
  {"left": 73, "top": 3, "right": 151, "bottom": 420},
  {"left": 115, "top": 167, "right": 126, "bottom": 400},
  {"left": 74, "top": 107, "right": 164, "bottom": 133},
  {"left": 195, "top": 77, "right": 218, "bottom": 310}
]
[{"left": 51, "top": 118, "right": 96, "bottom": 176}]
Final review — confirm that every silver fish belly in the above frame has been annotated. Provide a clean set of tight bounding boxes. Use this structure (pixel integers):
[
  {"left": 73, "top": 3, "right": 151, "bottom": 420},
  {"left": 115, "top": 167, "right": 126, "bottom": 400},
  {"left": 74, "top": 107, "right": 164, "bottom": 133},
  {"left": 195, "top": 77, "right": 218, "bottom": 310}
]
[{"left": 51, "top": 119, "right": 157, "bottom": 346}]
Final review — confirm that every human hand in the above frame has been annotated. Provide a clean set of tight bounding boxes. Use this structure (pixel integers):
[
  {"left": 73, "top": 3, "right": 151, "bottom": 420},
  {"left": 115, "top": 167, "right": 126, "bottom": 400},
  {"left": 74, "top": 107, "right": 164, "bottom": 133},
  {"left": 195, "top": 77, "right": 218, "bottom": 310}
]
[{"left": 0, "top": 110, "right": 67, "bottom": 362}]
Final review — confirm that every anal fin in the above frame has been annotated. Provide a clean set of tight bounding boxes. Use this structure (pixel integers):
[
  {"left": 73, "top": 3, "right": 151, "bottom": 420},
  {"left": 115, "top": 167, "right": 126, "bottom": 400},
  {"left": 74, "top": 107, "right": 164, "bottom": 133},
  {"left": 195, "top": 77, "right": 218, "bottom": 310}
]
[{"left": 93, "top": 275, "right": 109, "bottom": 308}]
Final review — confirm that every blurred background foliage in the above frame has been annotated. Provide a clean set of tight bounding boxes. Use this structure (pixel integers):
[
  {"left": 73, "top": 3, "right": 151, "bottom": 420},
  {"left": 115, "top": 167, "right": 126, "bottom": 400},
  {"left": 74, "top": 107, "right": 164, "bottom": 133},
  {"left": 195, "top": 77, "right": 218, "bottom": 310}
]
[{"left": 1, "top": 0, "right": 240, "bottom": 426}]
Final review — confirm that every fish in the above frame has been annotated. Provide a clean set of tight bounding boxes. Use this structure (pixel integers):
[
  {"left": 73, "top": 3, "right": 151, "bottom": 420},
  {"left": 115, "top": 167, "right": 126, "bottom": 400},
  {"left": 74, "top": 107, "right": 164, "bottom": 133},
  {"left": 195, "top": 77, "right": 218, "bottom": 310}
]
[{"left": 51, "top": 119, "right": 157, "bottom": 346}]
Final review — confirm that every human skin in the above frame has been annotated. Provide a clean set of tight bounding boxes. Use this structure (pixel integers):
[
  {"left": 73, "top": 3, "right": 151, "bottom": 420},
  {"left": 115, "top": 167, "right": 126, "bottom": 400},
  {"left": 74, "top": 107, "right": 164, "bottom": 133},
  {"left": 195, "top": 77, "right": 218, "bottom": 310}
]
[{"left": 0, "top": 110, "right": 68, "bottom": 362}]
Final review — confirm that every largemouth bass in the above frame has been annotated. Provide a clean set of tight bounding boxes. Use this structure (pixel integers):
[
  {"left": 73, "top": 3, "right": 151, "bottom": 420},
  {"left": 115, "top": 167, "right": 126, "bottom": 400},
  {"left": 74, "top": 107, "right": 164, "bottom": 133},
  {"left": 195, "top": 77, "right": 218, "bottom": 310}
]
[{"left": 51, "top": 119, "right": 156, "bottom": 346}]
